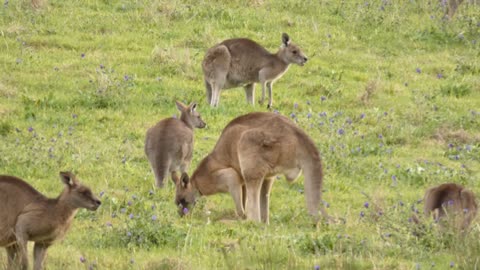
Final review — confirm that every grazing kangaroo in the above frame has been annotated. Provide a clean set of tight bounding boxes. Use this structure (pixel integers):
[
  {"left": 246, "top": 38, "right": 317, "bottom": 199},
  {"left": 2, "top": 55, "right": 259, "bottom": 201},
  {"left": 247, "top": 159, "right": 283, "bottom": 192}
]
[
  {"left": 423, "top": 183, "right": 477, "bottom": 230},
  {"left": 202, "top": 33, "right": 308, "bottom": 108},
  {"left": 0, "top": 171, "right": 101, "bottom": 270},
  {"left": 145, "top": 101, "right": 206, "bottom": 188},
  {"left": 174, "top": 112, "right": 328, "bottom": 224}
]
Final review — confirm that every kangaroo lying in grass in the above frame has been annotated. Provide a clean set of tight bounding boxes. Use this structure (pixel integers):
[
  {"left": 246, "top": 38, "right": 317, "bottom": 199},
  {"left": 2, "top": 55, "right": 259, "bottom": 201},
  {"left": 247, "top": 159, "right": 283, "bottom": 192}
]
[
  {"left": 0, "top": 172, "right": 101, "bottom": 270},
  {"left": 202, "top": 33, "right": 308, "bottom": 108},
  {"left": 174, "top": 112, "right": 328, "bottom": 224},
  {"left": 145, "top": 101, "right": 206, "bottom": 188},
  {"left": 423, "top": 183, "right": 477, "bottom": 230}
]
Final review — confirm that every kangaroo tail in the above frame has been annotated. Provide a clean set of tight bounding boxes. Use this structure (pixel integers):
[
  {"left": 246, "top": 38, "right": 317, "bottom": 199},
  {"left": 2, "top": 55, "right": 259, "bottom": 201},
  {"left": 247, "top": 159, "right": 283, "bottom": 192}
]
[{"left": 302, "top": 145, "right": 328, "bottom": 222}]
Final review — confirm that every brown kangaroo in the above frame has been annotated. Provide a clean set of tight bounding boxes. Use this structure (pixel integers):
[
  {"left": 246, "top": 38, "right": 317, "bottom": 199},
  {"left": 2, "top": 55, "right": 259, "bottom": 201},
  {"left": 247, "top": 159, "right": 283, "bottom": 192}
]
[
  {"left": 0, "top": 171, "right": 101, "bottom": 270},
  {"left": 202, "top": 33, "right": 308, "bottom": 108},
  {"left": 423, "top": 183, "right": 477, "bottom": 230},
  {"left": 174, "top": 112, "right": 328, "bottom": 224},
  {"left": 145, "top": 101, "right": 206, "bottom": 188},
  {"left": 445, "top": 0, "right": 464, "bottom": 19}
]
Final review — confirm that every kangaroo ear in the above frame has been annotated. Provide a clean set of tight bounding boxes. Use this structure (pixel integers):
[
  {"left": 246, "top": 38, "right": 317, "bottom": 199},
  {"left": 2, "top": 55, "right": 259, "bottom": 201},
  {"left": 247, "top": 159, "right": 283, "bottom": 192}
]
[
  {"left": 175, "top": 100, "right": 187, "bottom": 111},
  {"left": 180, "top": 172, "right": 189, "bottom": 188},
  {"left": 282, "top": 33, "right": 290, "bottom": 46},
  {"left": 190, "top": 102, "right": 198, "bottom": 113},
  {"left": 60, "top": 171, "right": 77, "bottom": 187}
]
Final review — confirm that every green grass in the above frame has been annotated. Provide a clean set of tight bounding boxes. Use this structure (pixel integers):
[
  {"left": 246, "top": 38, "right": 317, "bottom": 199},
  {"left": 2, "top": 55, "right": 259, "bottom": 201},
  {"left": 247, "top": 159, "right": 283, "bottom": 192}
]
[{"left": 1, "top": 0, "right": 480, "bottom": 269}]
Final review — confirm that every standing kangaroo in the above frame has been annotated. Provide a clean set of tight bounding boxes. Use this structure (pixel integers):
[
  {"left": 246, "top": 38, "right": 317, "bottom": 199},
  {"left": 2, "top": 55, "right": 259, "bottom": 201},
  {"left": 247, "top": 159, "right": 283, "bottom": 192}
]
[
  {"left": 145, "top": 101, "right": 206, "bottom": 188},
  {"left": 202, "top": 33, "right": 308, "bottom": 108},
  {"left": 174, "top": 112, "right": 328, "bottom": 224},
  {"left": 423, "top": 183, "right": 477, "bottom": 230},
  {"left": 0, "top": 171, "right": 101, "bottom": 270}
]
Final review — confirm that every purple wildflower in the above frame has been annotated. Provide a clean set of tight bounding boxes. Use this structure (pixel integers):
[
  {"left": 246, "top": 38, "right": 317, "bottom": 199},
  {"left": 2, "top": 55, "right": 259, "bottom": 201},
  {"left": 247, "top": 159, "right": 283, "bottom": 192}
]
[
  {"left": 337, "top": 129, "right": 345, "bottom": 135},
  {"left": 437, "top": 73, "right": 443, "bottom": 79},
  {"left": 360, "top": 211, "right": 365, "bottom": 217},
  {"left": 28, "top": 127, "right": 34, "bottom": 132},
  {"left": 364, "top": 202, "right": 369, "bottom": 208},
  {"left": 127, "top": 231, "right": 132, "bottom": 237},
  {"left": 416, "top": 67, "right": 421, "bottom": 73},
  {"left": 152, "top": 215, "right": 157, "bottom": 221},
  {"left": 99, "top": 191, "right": 105, "bottom": 197},
  {"left": 314, "top": 265, "right": 320, "bottom": 270},
  {"left": 183, "top": 208, "right": 189, "bottom": 215},
  {"left": 294, "top": 103, "right": 298, "bottom": 109},
  {"left": 80, "top": 256, "right": 86, "bottom": 263},
  {"left": 129, "top": 213, "right": 134, "bottom": 219},
  {"left": 320, "top": 96, "right": 326, "bottom": 101},
  {"left": 100, "top": 64, "right": 105, "bottom": 69}
]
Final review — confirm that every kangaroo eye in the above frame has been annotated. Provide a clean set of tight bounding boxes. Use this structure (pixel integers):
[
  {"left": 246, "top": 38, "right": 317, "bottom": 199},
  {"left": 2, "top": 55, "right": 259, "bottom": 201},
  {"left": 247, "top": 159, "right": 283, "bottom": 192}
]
[{"left": 292, "top": 50, "right": 298, "bottom": 54}]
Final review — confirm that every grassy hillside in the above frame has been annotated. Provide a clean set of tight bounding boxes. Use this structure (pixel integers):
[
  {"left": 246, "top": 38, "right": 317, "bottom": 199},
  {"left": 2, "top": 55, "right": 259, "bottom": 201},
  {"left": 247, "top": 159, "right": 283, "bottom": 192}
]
[{"left": 1, "top": 0, "right": 479, "bottom": 269}]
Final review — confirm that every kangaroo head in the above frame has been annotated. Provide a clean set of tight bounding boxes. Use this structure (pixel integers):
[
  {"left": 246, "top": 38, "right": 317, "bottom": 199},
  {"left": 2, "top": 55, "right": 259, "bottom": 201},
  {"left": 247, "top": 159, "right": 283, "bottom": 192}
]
[
  {"left": 60, "top": 171, "right": 101, "bottom": 211},
  {"left": 174, "top": 172, "right": 197, "bottom": 217},
  {"left": 279, "top": 33, "right": 308, "bottom": 66},
  {"left": 176, "top": 100, "right": 207, "bottom": 129}
]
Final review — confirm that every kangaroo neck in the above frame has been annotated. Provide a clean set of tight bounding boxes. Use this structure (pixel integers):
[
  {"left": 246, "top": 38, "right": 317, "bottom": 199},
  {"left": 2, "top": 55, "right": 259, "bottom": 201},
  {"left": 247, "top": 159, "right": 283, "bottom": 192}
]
[
  {"left": 55, "top": 190, "right": 80, "bottom": 220},
  {"left": 180, "top": 115, "right": 194, "bottom": 130},
  {"left": 274, "top": 50, "right": 291, "bottom": 67}
]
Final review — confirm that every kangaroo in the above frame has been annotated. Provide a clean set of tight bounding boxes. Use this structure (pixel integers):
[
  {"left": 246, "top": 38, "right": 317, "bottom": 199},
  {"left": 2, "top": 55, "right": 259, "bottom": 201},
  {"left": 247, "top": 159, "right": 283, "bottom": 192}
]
[
  {"left": 445, "top": 0, "right": 464, "bottom": 19},
  {"left": 173, "top": 112, "right": 328, "bottom": 224},
  {"left": 0, "top": 171, "right": 101, "bottom": 270},
  {"left": 145, "top": 101, "right": 206, "bottom": 188},
  {"left": 202, "top": 33, "right": 308, "bottom": 108},
  {"left": 423, "top": 183, "right": 477, "bottom": 230}
]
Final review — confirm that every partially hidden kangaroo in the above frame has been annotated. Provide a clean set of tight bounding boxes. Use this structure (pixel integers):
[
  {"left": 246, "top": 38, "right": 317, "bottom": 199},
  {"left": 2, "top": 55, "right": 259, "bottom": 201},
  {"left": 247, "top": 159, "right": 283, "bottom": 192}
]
[
  {"left": 145, "top": 101, "right": 206, "bottom": 188},
  {"left": 174, "top": 112, "right": 328, "bottom": 224},
  {"left": 423, "top": 183, "right": 477, "bottom": 230},
  {"left": 0, "top": 171, "right": 101, "bottom": 270},
  {"left": 202, "top": 33, "right": 308, "bottom": 108}
]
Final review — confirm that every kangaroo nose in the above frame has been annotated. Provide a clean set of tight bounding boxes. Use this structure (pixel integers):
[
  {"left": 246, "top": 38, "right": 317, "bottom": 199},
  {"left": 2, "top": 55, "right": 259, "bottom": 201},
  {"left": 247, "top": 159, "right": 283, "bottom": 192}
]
[
  {"left": 95, "top": 199, "right": 102, "bottom": 206},
  {"left": 303, "top": 57, "right": 308, "bottom": 62}
]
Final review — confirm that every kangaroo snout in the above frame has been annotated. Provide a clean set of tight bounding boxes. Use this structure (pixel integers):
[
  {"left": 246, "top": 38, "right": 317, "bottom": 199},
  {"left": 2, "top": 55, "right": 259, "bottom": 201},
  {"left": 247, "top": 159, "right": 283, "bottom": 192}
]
[
  {"left": 299, "top": 56, "right": 308, "bottom": 66},
  {"left": 90, "top": 199, "right": 102, "bottom": 211},
  {"left": 198, "top": 119, "right": 207, "bottom": 129}
]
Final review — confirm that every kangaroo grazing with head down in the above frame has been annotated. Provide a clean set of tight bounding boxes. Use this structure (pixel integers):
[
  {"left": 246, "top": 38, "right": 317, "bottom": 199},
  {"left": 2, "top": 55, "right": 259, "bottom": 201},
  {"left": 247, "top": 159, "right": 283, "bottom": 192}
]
[
  {"left": 202, "top": 33, "right": 308, "bottom": 108},
  {"left": 0, "top": 171, "right": 101, "bottom": 270},
  {"left": 145, "top": 101, "right": 206, "bottom": 188},
  {"left": 174, "top": 112, "right": 328, "bottom": 224},
  {"left": 423, "top": 183, "right": 477, "bottom": 230}
]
